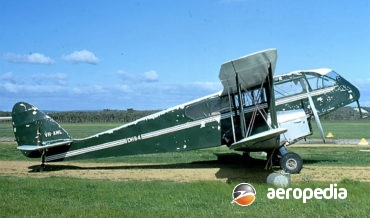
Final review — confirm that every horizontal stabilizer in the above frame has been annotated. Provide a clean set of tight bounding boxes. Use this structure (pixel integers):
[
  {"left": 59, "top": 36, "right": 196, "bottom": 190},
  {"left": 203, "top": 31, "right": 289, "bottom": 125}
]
[
  {"left": 229, "top": 128, "right": 287, "bottom": 150},
  {"left": 17, "top": 140, "right": 73, "bottom": 151},
  {"left": 0, "top": 117, "right": 12, "bottom": 121}
]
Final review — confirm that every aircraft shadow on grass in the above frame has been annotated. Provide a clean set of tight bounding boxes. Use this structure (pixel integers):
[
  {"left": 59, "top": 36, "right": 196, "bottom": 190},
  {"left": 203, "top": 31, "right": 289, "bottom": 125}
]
[
  {"left": 27, "top": 153, "right": 337, "bottom": 183},
  {"left": 27, "top": 153, "right": 268, "bottom": 183}
]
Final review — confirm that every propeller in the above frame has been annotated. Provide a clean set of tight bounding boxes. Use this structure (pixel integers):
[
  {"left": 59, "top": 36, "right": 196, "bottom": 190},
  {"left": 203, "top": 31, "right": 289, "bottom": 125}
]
[{"left": 306, "top": 89, "right": 326, "bottom": 143}]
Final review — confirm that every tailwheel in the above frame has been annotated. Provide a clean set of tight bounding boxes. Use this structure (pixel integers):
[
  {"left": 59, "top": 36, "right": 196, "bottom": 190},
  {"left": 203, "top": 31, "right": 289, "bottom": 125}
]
[{"left": 280, "top": 152, "right": 303, "bottom": 174}]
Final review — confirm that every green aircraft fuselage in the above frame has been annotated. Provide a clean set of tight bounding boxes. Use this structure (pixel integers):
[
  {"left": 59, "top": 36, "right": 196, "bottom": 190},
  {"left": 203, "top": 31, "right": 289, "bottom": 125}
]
[{"left": 11, "top": 50, "right": 360, "bottom": 167}]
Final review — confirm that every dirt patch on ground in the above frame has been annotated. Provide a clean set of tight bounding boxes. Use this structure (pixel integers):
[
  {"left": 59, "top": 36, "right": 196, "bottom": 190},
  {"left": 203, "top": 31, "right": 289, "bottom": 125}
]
[
  {"left": 291, "top": 166, "right": 370, "bottom": 183},
  {"left": 0, "top": 160, "right": 369, "bottom": 183}
]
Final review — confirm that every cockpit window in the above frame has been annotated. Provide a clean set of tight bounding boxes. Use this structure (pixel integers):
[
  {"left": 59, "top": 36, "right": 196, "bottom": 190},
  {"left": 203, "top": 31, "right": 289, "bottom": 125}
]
[
  {"left": 306, "top": 72, "right": 336, "bottom": 90},
  {"left": 326, "top": 71, "right": 340, "bottom": 81},
  {"left": 274, "top": 70, "right": 339, "bottom": 99}
]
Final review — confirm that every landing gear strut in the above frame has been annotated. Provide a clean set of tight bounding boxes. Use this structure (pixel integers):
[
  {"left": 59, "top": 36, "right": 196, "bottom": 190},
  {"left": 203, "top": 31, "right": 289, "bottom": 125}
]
[
  {"left": 40, "top": 150, "right": 46, "bottom": 171},
  {"left": 33, "top": 150, "right": 46, "bottom": 172},
  {"left": 34, "top": 126, "right": 46, "bottom": 172}
]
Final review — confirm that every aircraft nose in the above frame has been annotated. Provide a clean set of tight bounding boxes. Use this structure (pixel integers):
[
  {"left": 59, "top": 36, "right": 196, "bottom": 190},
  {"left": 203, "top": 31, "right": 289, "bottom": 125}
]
[
  {"left": 349, "top": 81, "right": 360, "bottom": 101},
  {"left": 338, "top": 74, "right": 360, "bottom": 102}
]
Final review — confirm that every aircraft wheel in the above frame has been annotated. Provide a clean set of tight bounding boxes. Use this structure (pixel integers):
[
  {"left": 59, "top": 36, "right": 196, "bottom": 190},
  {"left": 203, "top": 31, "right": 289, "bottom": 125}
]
[{"left": 280, "top": 152, "right": 303, "bottom": 174}]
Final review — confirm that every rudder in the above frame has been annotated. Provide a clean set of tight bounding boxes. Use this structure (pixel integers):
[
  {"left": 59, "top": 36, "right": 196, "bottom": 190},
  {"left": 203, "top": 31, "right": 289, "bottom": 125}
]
[{"left": 12, "top": 102, "right": 71, "bottom": 148}]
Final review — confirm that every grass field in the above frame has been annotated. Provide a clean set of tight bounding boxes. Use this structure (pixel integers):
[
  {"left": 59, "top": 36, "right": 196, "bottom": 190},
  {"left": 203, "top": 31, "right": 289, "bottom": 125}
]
[
  {"left": 309, "top": 120, "right": 370, "bottom": 139},
  {"left": 0, "top": 121, "right": 369, "bottom": 217},
  {"left": 1, "top": 177, "right": 368, "bottom": 217}
]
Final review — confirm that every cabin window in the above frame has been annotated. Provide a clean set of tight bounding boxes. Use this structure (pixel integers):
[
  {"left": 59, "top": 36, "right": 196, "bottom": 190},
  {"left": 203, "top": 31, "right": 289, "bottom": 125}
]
[
  {"left": 234, "top": 87, "right": 267, "bottom": 108},
  {"left": 274, "top": 77, "right": 306, "bottom": 99},
  {"left": 243, "top": 88, "right": 267, "bottom": 106},
  {"left": 185, "top": 96, "right": 229, "bottom": 120}
]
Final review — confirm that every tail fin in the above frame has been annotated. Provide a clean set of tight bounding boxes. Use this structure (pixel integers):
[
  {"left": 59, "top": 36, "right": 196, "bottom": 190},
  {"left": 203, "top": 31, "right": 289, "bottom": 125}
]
[{"left": 12, "top": 102, "right": 72, "bottom": 147}]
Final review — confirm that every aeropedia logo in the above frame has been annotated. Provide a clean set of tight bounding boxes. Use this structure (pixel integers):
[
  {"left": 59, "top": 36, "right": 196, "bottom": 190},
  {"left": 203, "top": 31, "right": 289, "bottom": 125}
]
[
  {"left": 267, "top": 183, "right": 347, "bottom": 203},
  {"left": 231, "top": 183, "right": 256, "bottom": 206},
  {"left": 231, "top": 183, "right": 347, "bottom": 206}
]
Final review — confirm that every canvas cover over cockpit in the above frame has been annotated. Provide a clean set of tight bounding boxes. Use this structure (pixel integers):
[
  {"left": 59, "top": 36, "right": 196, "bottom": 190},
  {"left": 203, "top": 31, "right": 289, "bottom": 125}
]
[{"left": 219, "top": 49, "right": 277, "bottom": 96}]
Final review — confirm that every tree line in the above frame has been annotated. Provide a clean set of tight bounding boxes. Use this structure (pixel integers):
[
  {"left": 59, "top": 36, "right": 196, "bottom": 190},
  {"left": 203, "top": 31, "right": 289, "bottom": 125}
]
[
  {"left": 321, "top": 106, "right": 369, "bottom": 121},
  {"left": 1, "top": 106, "right": 368, "bottom": 123},
  {"left": 49, "top": 109, "right": 160, "bottom": 123},
  {"left": 0, "top": 109, "right": 159, "bottom": 123},
  {"left": 0, "top": 111, "right": 11, "bottom": 117}
]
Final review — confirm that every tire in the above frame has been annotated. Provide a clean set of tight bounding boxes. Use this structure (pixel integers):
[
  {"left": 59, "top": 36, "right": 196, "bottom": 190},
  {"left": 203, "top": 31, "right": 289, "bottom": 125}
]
[{"left": 280, "top": 152, "right": 303, "bottom": 174}]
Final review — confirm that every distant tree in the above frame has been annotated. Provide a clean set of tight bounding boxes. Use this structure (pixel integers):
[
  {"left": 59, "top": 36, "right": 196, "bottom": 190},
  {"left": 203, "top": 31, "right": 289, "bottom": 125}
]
[
  {"left": 0, "top": 111, "right": 11, "bottom": 117},
  {"left": 48, "top": 109, "right": 160, "bottom": 123},
  {"left": 321, "top": 106, "right": 369, "bottom": 121}
]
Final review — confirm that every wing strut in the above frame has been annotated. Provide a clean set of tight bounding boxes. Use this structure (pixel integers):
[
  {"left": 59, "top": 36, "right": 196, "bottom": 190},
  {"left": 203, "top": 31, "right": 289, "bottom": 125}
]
[
  {"left": 235, "top": 71, "right": 247, "bottom": 138},
  {"left": 305, "top": 81, "right": 326, "bottom": 143},
  {"left": 356, "top": 100, "right": 364, "bottom": 119},
  {"left": 267, "top": 63, "right": 278, "bottom": 129},
  {"left": 226, "top": 85, "right": 237, "bottom": 143},
  {"left": 246, "top": 81, "right": 270, "bottom": 137}
]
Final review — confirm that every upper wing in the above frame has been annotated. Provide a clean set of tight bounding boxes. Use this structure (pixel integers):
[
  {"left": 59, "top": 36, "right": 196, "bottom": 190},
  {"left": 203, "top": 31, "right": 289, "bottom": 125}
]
[{"left": 219, "top": 48, "right": 277, "bottom": 96}]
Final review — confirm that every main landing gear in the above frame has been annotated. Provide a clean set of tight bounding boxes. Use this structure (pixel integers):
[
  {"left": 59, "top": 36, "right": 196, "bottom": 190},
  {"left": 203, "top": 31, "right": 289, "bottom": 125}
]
[{"left": 268, "top": 146, "right": 303, "bottom": 174}]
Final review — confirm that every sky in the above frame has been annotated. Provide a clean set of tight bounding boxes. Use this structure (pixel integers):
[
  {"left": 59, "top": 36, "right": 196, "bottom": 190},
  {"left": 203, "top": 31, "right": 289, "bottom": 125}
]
[{"left": 1, "top": 0, "right": 369, "bottom": 111}]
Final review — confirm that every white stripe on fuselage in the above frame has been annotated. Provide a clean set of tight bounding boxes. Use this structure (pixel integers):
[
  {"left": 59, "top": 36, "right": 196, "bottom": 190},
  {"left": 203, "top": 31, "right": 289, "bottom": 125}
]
[
  {"left": 46, "top": 115, "right": 221, "bottom": 161},
  {"left": 276, "top": 86, "right": 336, "bottom": 106}
]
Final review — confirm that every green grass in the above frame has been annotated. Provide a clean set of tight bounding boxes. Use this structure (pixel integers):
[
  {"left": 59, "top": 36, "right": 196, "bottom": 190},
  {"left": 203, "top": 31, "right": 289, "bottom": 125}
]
[
  {"left": 309, "top": 120, "right": 370, "bottom": 139},
  {"left": 0, "top": 121, "right": 13, "bottom": 138},
  {"left": 1, "top": 121, "right": 370, "bottom": 217},
  {"left": 263, "top": 146, "right": 370, "bottom": 167},
  {"left": 1, "top": 142, "right": 369, "bottom": 217},
  {"left": 0, "top": 176, "right": 368, "bottom": 217},
  {"left": 0, "top": 142, "right": 27, "bottom": 161},
  {"left": 61, "top": 122, "right": 123, "bottom": 138}
]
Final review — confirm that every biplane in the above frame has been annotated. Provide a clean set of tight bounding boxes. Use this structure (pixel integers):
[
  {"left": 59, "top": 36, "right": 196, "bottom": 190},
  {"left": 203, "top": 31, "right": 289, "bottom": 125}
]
[{"left": 11, "top": 49, "right": 361, "bottom": 173}]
